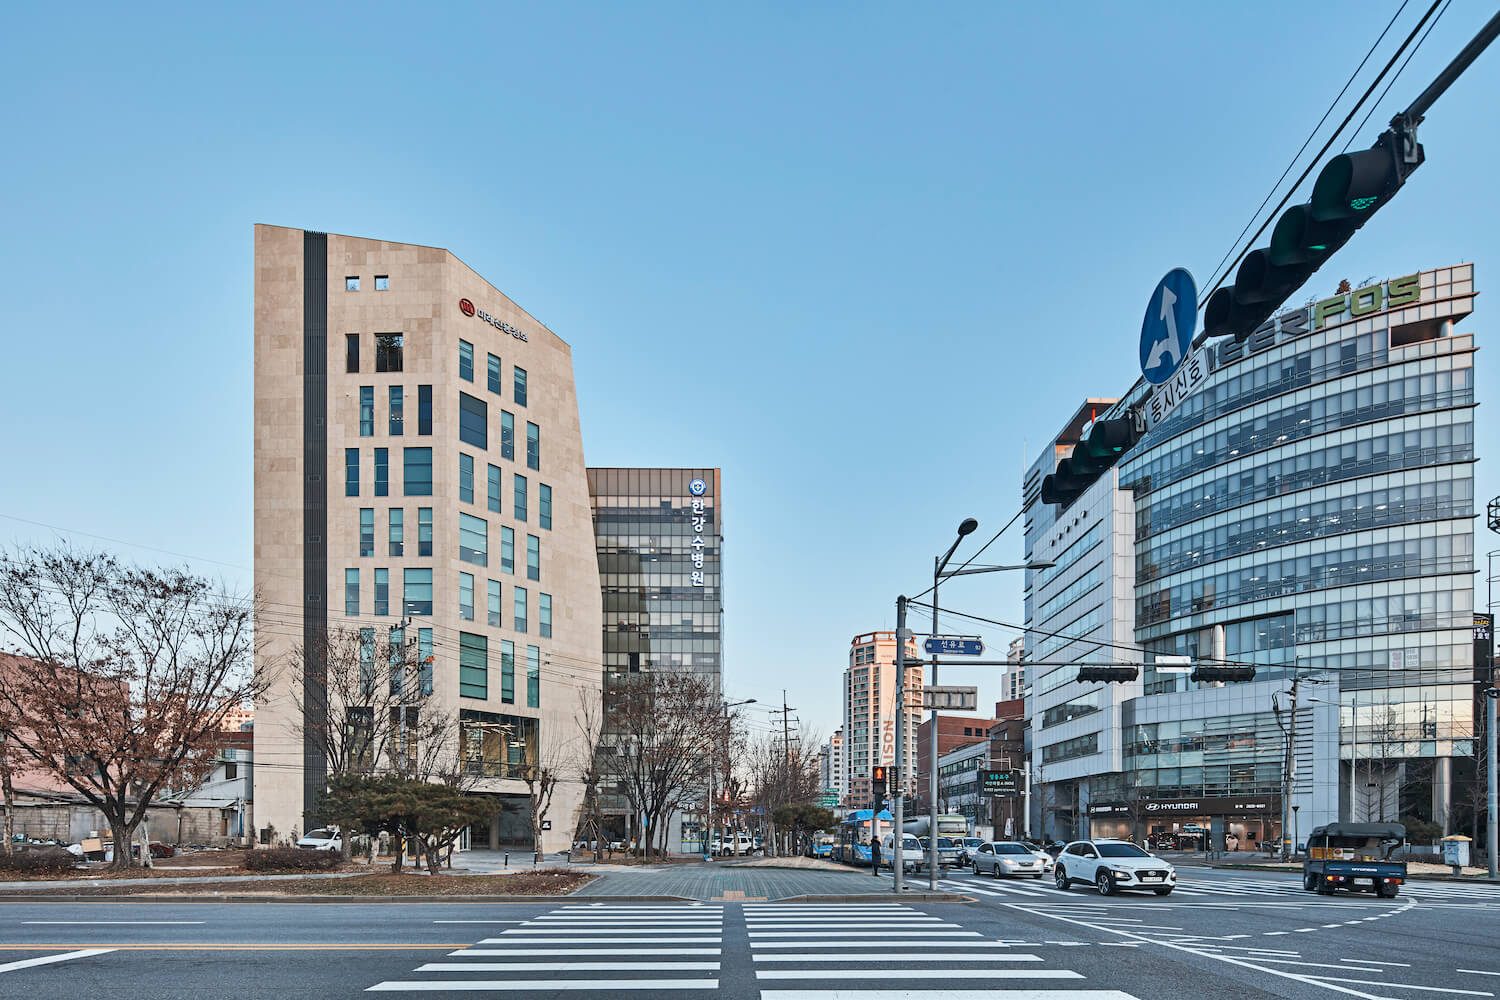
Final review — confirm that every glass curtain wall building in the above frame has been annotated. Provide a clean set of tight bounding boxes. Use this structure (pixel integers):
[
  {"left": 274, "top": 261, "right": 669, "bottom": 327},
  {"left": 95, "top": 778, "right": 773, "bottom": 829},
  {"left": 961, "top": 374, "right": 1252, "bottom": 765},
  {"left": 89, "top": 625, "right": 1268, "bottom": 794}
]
[
  {"left": 588, "top": 468, "right": 723, "bottom": 851},
  {"left": 1024, "top": 264, "right": 1478, "bottom": 845}
]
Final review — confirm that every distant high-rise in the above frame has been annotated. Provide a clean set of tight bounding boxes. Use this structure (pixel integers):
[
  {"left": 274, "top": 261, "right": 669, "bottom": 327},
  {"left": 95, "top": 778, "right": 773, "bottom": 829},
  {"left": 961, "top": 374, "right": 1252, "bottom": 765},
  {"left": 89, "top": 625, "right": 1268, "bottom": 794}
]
[{"left": 841, "top": 631, "right": 921, "bottom": 809}]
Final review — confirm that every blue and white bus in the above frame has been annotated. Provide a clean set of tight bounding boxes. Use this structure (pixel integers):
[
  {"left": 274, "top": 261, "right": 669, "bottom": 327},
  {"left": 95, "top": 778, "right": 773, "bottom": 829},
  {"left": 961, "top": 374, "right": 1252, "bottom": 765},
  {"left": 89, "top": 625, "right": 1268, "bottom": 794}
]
[{"left": 834, "top": 809, "right": 893, "bottom": 866}]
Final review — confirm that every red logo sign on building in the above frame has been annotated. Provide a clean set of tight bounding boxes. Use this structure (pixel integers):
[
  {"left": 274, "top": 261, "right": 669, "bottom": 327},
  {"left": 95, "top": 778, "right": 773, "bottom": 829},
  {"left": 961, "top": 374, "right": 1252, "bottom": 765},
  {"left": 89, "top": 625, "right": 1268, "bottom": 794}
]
[{"left": 458, "top": 298, "right": 476, "bottom": 317}]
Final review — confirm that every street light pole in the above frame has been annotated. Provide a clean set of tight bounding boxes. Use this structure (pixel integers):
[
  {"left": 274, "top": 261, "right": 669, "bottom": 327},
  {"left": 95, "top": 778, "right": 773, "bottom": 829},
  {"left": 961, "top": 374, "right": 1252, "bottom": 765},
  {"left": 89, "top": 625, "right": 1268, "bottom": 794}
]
[
  {"left": 927, "top": 518, "right": 977, "bottom": 890},
  {"left": 893, "top": 595, "right": 908, "bottom": 894}
]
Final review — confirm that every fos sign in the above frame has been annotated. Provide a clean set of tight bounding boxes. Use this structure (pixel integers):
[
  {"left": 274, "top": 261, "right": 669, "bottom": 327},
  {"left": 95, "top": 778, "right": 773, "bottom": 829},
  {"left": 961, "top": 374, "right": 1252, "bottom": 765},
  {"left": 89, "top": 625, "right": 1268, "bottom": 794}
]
[{"left": 459, "top": 298, "right": 529, "bottom": 342}]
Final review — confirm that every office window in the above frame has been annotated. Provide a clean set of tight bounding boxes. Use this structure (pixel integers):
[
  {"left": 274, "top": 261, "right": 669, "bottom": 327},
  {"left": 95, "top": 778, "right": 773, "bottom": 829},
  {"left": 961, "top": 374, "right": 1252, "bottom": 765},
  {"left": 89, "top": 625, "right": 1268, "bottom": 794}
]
[
  {"left": 344, "top": 569, "right": 359, "bottom": 616},
  {"left": 418, "top": 385, "right": 432, "bottom": 435},
  {"left": 459, "top": 339, "right": 474, "bottom": 382},
  {"left": 539, "top": 593, "right": 552, "bottom": 638},
  {"left": 459, "top": 392, "right": 487, "bottom": 448},
  {"left": 375, "top": 333, "right": 403, "bottom": 372},
  {"left": 417, "top": 628, "right": 434, "bottom": 695},
  {"left": 373, "top": 448, "right": 388, "bottom": 497},
  {"left": 500, "top": 411, "right": 514, "bottom": 460},
  {"left": 487, "top": 464, "right": 502, "bottom": 514},
  {"left": 345, "top": 448, "right": 359, "bottom": 496},
  {"left": 388, "top": 508, "right": 403, "bottom": 556},
  {"left": 487, "top": 353, "right": 502, "bottom": 394},
  {"left": 359, "top": 628, "right": 375, "bottom": 695},
  {"left": 513, "top": 475, "right": 528, "bottom": 522},
  {"left": 387, "top": 626, "right": 404, "bottom": 696},
  {"left": 539, "top": 484, "right": 552, "bottom": 530},
  {"left": 403, "top": 448, "right": 433, "bottom": 495},
  {"left": 359, "top": 509, "right": 374, "bottom": 557},
  {"left": 345, "top": 333, "right": 359, "bottom": 373},
  {"left": 388, "top": 386, "right": 403, "bottom": 435},
  {"left": 403, "top": 569, "right": 433, "bottom": 615},
  {"left": 526, "top": 535, "right": 540, "bottom": 581},
  {"left": 346, "top": 276, "right": 359, "bottom": 291},
  {"left": 526, "top": 645, "right": 540, "bottom": 708},
  {"left": 500, "top": 526, "right": 515, "bottom": 574},
  {"left": 514, "top": 586, "right": 527, "bottom": 633},
  {"left": 501, "top": 640, "right": 515, "bottom": 704},
  {"left": 459, "top": 572, "right": 475, "bottom": 621},
  {"left": 418, "top": 507, "right": 433, "bottom": 556},
  {"left": 374, "top": 567, "right": 389, "bottom": 616},
  {"left": 526, "top": 422, "right": 539, "bottom": 470},
  {"left": 375, "top": 275, "right": 389, "bottom": 291},
  {"left": 459, "top": 632, "right": 487, "bottom": 700},
  {"left": 359, "top": 387, "right": 374, "bottom": 436},
  {"left": 459, "top": 453, "right": 474, "bottom": 504},
  {"left": 459, "top": 513, "right": 488, "bottom": 566},
  {"left": 513, "top": 366, "right": 527, "bottom": 406},
  {"left": 488, "top": 579, "right": 502, "bottom": 627}
]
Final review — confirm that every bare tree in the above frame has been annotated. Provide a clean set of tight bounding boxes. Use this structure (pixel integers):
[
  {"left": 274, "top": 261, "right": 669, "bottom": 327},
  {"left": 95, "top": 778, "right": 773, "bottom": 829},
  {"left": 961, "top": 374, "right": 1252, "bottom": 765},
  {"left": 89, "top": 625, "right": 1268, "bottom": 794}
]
[
  {"left": 0, "top": 547, "right": 261, "bottom": 869},
  {"left": 573, "top": 688, "right": 607, "bottom": 861},
  {"left": 605, "top": 671, "right": 724, "bottom": 858}
]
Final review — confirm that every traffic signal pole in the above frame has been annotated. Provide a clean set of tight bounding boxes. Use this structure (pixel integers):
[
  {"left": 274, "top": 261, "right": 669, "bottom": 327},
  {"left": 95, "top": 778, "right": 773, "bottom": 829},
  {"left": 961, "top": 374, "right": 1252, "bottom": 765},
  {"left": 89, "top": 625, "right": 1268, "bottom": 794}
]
[{"left": 893, "top": 596, "right": 907, "bottom": 893}]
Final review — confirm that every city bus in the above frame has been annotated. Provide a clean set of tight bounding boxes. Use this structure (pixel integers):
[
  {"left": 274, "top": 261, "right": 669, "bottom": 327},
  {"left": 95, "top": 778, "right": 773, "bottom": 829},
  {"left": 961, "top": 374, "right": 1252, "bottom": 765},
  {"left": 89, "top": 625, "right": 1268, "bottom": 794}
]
[
  {"left": 903, "top": 814, "right": 968, "bottom": 838},
  {"left": 834, "top": 808, "right": 892, "bottom": 866}
]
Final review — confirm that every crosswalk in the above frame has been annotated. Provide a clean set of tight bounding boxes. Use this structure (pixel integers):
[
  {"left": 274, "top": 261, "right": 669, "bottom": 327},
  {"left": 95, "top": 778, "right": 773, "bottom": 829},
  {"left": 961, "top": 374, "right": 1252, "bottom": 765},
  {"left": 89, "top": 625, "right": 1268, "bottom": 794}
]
[
  {"left": 364, "top": 901, "right": 1143, "bottom": 998},
  {"left": 935, "top": 869, "right": 1500, "bottom": 902},
  {"left": 367, "top": 904, "right": 724, "bottom": 992}
]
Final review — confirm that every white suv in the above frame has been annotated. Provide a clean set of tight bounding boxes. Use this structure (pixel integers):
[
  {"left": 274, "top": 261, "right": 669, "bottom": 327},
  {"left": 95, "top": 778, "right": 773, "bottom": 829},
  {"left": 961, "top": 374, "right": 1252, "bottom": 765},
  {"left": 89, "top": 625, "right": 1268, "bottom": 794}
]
[{"left": 1054, "top": 839, "right": 1176, "bottom": 896}]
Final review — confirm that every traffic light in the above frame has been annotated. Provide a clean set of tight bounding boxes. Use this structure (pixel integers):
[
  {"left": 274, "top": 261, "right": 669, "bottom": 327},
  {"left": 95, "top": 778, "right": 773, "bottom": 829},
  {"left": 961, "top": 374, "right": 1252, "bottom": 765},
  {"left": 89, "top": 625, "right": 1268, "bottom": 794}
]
[
  {"left": 872, "top": 765, "right": 887, "bottom": 791},
  {"left": 1189, "top": 665, "right": 1257, "bottom": 683},
  {"left": 1040, "top": 417, "right": 1139, "bottom": 508},
  {"left": 1203, "top": 129, "right": 1422, "bottom": 343},
  {"left": 1075, "top": 665, "right": 1139, "bottom": 683}
]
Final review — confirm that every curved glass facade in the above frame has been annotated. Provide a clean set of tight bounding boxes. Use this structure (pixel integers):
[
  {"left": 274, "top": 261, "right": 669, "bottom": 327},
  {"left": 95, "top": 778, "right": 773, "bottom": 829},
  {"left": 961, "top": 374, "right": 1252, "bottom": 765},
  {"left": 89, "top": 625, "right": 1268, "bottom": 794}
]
[{"left": 1024, "top": 264, "right": 1479, "bottom": 842}]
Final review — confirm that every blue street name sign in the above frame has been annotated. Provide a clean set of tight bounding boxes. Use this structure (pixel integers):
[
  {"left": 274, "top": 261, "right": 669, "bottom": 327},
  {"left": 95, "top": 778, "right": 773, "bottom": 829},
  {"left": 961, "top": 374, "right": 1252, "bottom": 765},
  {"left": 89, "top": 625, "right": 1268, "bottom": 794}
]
[{"left": 924, "top": 636, "right": 984, "bottom": 656}]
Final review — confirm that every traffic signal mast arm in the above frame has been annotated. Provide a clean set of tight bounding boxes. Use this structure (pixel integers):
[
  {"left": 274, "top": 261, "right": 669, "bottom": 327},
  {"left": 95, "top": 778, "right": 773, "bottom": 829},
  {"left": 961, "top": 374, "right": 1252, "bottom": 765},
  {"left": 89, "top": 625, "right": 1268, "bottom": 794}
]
[{"left": 1200, "top": 9, "right": 1500, "bottom": 346}]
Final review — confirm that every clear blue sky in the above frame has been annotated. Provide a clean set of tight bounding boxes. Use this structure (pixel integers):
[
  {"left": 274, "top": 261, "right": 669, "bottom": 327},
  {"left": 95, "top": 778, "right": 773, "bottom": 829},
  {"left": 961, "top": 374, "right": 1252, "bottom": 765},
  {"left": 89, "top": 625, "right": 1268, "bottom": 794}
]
[{"left": 3, "top": 2, "right": 1497, "bottom": 746}]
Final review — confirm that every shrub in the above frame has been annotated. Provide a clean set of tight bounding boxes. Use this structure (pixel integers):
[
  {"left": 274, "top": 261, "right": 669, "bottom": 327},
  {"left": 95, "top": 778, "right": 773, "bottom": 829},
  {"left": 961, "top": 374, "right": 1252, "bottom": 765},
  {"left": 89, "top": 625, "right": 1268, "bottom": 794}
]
[
  {"left": 243, "top": 846, "right": 342, "bottom": 872},
  {"left": 0, "top": 846, "right": 76, "bottom": 873}
]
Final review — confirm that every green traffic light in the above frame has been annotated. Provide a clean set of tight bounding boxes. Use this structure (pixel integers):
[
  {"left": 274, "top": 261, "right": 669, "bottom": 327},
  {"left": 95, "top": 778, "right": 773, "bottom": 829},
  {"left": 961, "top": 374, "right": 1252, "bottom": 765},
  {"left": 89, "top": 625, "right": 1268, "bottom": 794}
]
[
  {"left": 1350, "top": 196, "right": 1377, "bottom": 210},
  {"left": 1309, "top": 243, "right": 1327, "bottom": 250}
]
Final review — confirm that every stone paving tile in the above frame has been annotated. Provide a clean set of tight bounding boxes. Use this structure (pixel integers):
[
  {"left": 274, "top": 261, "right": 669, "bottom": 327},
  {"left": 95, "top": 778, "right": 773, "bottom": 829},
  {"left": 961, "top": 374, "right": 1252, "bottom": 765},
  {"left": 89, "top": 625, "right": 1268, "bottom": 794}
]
[{"left": 579, "top": 862, "right": 900, "bottom": 900}]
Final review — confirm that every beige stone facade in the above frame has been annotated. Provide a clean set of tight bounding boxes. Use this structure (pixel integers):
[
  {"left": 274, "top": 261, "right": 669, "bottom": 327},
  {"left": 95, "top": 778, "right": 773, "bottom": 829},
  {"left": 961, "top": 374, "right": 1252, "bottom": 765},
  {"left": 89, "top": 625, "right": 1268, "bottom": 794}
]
[
  {"left": 253, "top": 225, "right": 602, "bottom": 853},
  {"left": 842, "top": 631, "right": 921, "bottom": 810}
]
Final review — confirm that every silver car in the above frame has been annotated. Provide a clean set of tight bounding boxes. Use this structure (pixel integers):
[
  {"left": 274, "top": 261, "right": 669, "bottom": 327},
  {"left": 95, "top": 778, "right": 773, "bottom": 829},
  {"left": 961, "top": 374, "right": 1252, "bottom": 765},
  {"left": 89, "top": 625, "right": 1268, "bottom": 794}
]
[{"left": 972, "top": 840, "right": 1047, "bottom": 879}]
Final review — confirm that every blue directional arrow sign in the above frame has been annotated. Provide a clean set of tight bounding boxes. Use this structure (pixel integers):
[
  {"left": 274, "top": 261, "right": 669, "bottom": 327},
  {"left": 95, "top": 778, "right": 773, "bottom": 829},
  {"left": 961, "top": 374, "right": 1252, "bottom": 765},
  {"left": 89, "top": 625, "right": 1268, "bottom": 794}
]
[
  {"left": 1140, "top": 268, "right": 1197, "bottom": 385},
  {"left": 924, "top": 636, "right": 984, "bottom": 657}
]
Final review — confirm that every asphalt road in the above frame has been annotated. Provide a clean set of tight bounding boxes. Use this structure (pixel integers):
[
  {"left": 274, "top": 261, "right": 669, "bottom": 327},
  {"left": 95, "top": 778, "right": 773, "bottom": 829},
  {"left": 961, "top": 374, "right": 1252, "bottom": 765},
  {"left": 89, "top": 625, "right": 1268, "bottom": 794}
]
[{"left": 1, "top": 866, "right": 1497, "bottom": 999}]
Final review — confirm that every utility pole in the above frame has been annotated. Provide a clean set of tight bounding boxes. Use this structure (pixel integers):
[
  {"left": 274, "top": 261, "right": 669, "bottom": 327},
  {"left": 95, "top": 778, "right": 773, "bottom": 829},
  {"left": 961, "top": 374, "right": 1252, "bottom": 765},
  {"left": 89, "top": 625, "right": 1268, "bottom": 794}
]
[
  {"left": 893, "top": 596, "right": 907, "bottom": 893},
  {"left": 767, "top": 695, "right": 797, "bottom": 856},
  {"left": 1274, "top": 676, "right": 1300, "bottom": 860}
]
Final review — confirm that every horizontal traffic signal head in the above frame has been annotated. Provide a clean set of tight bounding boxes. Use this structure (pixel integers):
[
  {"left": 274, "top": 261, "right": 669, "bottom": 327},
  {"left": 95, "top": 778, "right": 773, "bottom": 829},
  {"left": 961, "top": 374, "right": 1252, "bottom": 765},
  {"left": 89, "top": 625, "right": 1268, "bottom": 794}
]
[
  {"left": 1202, "top": 130, "right": 1422, "bottom": 344},
  {"left": 1076, "top": 665, "right": 1139, "bottom": 683},
  {"left": 1189, "top": 665, "right": 1257, "bottom": 683}
]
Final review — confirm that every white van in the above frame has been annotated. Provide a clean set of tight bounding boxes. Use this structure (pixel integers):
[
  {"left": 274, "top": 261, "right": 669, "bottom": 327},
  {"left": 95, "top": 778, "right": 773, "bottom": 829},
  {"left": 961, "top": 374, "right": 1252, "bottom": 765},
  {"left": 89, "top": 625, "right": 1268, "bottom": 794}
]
[{"left": 878, "top": 833, "right": 926, "bottom": 873}]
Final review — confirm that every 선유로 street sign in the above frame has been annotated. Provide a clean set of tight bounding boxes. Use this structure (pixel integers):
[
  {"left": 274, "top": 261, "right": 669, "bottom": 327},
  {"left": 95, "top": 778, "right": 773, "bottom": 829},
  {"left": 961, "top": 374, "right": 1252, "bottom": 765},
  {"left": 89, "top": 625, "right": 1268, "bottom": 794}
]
[{"left": 924, "top": 635, "right": 984, "bottom": 656}]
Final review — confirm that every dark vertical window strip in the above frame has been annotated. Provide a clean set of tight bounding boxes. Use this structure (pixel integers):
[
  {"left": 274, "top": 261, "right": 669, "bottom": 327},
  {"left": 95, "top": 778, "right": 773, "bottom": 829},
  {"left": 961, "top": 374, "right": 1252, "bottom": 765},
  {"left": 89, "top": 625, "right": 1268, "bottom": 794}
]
[{"left": 301, "top": 230, "right": 329, "bottom": 817}]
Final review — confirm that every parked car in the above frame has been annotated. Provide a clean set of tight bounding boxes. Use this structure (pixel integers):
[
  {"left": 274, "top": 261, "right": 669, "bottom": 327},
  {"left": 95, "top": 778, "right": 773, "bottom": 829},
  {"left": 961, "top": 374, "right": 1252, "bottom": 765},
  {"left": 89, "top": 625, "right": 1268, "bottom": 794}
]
[
  {"left": 296, "top": 828, "right": 343, "bottom": 852},
  {"left": 972, "top": 840, "right": 1048, "bottom": 879},
  {"left": 1053, "top": 839, "right": 1176, "bottom": 896},
  {"left": 955, "top": 837, "right": 985, "bottom": 866},
  {"left": 713, "top": 834, "right": 756, "bottom": 856}
]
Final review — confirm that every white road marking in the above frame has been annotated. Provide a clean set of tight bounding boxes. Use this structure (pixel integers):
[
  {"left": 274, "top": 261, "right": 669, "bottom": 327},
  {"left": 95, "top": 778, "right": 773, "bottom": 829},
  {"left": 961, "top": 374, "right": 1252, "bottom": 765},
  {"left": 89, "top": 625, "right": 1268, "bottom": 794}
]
[
  {"left": 433, "top": 920, "right": 526, "bottom": 924},
  {"left": 1460, "top": 972, "right": 1500, "bottom": 978},
  {"left": 0, "top": 949, "right": 115, "bottom": 974},
  {"left": 1304, "top": 977, "right": 1492, "bottom": 996},
  {"left": 1253, "top": 960, "right": 1389, "bottom": 972},
  {"left": 756, "top": 969, "right": 1085, "bottom": 981},
  {"left": 22, "top": 920, "right": 204, "bottom": 925},
  {"left": 748, "top": 931, "right": 982, "bottom": 938},
  {"left": 480, "top": 936, "right": 722, "bottom": 944},
  {"left": 460, "top": 948, "right": 721, "bottom": 956},
  {"left": 751, "top": 940, "right": 1013, "bottom": 950},
  {"left": 503, "top": 928, "right": 719, "bottom": 936},
  {"left": 367, "top": 979, "right": 718, "bottom": 991},
  {"left": 1347, "top": 961, "right": 1414, "bottom": 967},
  {"left": 758, "top": 991, "right": 1140, "bottom": 1000},
  {"left": 415, "top": 961, "right": 720, "bottom": 972},
  {"left": 752, "top": 953, "right": 1045, "bottom": 963}
]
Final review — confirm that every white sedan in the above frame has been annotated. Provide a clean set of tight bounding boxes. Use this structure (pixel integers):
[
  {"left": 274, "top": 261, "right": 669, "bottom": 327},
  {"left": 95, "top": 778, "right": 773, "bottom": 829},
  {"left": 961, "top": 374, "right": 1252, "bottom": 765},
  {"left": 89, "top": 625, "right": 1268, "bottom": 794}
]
[
  {"left": 972, "top": 841, "right": 1048, "bottom": 878},
  {"left": 296, "top": 828, "right": 343, "bottom": 852},
  {"left": 1053, "top": 839, "right": 1176, "bottom": 896}
]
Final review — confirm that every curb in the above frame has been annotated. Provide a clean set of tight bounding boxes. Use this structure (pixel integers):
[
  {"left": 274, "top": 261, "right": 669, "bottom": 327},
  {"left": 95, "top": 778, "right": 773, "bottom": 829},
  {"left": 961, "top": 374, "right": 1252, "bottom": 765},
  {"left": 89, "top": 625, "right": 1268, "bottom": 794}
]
[
  {"left": 0, "top": 893, "right": 697, "bottom": 904},
  {"left": 778, "top": 892, "right": 969, "bottom": 903}
]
